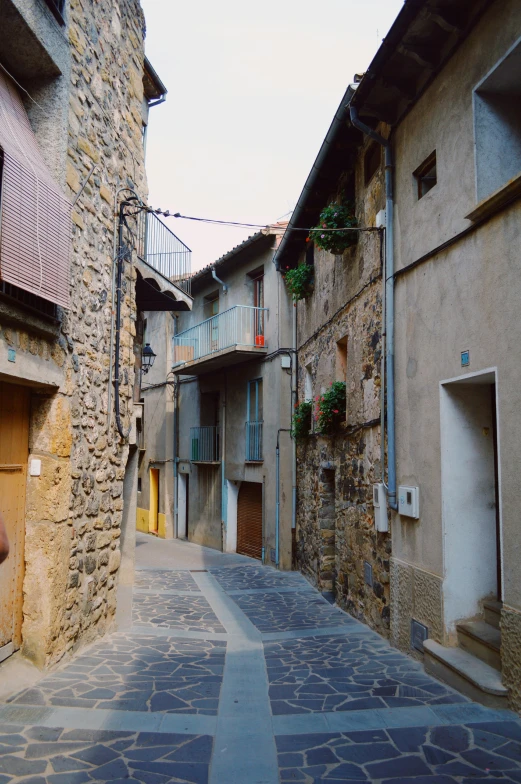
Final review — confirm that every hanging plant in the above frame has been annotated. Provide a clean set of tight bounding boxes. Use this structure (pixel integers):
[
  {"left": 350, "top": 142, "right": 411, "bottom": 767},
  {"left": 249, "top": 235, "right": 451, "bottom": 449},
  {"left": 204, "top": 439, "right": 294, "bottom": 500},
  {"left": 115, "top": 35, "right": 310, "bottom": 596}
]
[
  {"left": 291, "top": 401, "right": 312, "bottom": 439},
  {"left": 309, "top": 201, "right": 358, "bottom": 254},
  {"left": 314, "top": 381, "right": 347, "bottom": 435},
  {"left": 283, "top": 262, "right": 313, "bottom": 301}
]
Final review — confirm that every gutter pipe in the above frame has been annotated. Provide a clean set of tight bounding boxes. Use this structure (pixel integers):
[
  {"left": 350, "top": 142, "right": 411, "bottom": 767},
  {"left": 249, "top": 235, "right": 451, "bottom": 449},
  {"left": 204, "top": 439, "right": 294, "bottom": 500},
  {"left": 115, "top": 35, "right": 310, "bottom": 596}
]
[
  {"left": 172, "top": 315, "right": 179, "bottom": 538},
  {"left": 291, "top": 300, "right": 297, "bottom": 531},
  {"left": 349, "top": 106, "right": 397, "bottom": 511},
  {"left": 212, "top": 268, "right": 228, "bottom": 293},
  {"left": 276, "top": 428, "right": 292, "bottom": 567}
]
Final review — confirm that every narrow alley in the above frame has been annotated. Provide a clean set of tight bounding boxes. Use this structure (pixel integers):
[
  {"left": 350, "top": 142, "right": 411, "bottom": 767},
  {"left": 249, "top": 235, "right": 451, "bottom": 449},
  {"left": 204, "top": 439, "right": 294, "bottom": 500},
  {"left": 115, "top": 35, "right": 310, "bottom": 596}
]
[{"left": 0, "top": 534, "right": 521, "bottom": 783}]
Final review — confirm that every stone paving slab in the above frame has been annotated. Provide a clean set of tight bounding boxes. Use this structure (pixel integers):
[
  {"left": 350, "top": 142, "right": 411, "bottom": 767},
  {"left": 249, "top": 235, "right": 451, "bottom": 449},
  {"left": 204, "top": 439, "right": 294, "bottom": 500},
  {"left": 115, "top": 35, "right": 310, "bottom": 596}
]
[
  {"left": 132, "top": 595, "right": 226, "bottom": 633},
  {"left": 0, "top": 723, "right": 212, "bottom": 783},
  {"left": 210, "top": 565, "right": 311, "bottom": 592},
  {"left": 265, "top": 634, "right": 467, "bottom": 716},
  {"left": 9, "top": 634, "right": 225, "bottom": 716},
  {"left": 276, "top": 721, "right": 521, "bottom": 782},
  {"left": 134, "top": 570, "right": 200, "bottom": 593},
  {"left": 231, "top": 591, "right": 359, "bottom": 633}
]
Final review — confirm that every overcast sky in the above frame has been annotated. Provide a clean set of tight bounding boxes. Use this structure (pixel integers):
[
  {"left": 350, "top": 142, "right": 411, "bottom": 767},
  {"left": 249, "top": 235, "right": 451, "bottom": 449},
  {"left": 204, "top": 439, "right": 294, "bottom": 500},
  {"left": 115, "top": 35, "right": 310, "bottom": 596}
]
[{"left": 141, "top": 0, "right": 404, "bottom": 271}]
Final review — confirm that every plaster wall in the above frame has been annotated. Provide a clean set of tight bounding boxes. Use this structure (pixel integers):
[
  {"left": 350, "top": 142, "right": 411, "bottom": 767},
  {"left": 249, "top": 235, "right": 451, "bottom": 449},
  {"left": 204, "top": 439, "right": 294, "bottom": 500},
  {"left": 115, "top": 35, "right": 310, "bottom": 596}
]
[
  {"left": 175, "top": 236, "right": 293, "bottom": 568},
  {"left": 391, "top": 0, "right": 521, "bottom": 663}
]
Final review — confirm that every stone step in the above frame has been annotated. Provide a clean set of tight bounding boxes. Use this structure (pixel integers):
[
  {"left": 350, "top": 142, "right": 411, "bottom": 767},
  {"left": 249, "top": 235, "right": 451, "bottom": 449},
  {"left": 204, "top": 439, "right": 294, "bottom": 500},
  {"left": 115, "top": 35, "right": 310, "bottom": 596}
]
[
  {"left": 484, "top": 599, "right": 502, "bottom": 630},
  {"left": 457, "top": 620, "right": 501, "bottom": 671},
  {"left": 424, "top": 639, "right": 508, "bottom": 710}
]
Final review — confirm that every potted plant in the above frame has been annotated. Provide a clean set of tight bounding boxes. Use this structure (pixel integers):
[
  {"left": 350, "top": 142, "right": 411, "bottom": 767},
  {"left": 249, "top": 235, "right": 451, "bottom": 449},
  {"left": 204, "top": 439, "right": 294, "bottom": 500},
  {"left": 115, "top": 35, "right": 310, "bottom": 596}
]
[
  {"left": 291, "top": 401, "right": 312, "bottom": 439},
  {"left": 309, "top": 201, "right": 358, "bottom": 254},
  {"left": 314, "top": 381, "right": 347, "bottom": 435},
  {"left": 283, "top": 263, "right": 313, "bottom": 302}
]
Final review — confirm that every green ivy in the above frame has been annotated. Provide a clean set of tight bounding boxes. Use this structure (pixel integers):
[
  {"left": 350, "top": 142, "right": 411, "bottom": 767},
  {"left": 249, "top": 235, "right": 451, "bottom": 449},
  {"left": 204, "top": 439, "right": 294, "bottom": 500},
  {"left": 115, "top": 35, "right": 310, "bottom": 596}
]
[
  {"left": 309, "top": 202, "right": 358, "bottom": 254},
  {"left": 291, "top": 401, "right": 312, "bottom": 439},
  {"left": 314, "top": 381, "right": 346, "bottom": 435},
  {"left": 283, "top": 262, "right": 313, "bottom": 301}
]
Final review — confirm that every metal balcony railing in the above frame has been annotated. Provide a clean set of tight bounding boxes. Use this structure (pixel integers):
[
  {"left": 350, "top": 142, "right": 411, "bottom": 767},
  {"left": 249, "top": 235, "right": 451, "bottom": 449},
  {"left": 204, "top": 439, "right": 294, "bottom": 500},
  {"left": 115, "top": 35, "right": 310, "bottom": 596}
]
[
  {"left": 190, "top": 426, "right": 220, "bottom": 462},
  {"left": 246, "top": 421, "right": 263, "bottom": 462},
  {"left": 136, "top": 211, "right": 192, "bottom": 294},
  {"left": 173, "top": 305, "right": 267, "bottom": 365}
]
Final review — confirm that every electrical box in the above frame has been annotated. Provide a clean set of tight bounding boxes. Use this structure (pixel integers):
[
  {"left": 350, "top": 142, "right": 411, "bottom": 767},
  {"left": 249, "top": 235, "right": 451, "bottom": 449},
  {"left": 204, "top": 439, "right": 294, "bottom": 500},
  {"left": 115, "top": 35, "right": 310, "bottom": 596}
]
[
  {"left": 29, "top": 459, "right": 41, "bottom": 477},
  {"left": 376, "top": 209, "right": 387, "bottom": 228},
  {"left": 398, "top": 485, "right": 420, "bottom": 519},
  {"left": 373, "top": 483, "right": 388, "bottom": 532},
  {"left": 281, "top": 355, "right": 291, "bottom": 369}
]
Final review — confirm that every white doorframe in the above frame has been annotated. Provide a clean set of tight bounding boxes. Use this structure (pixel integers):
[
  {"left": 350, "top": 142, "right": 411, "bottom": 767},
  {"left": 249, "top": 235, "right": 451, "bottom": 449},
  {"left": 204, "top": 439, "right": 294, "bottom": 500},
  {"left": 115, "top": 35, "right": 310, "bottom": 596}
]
[{"left": 225, "top": 479, "right": 240, "bottom": 552}]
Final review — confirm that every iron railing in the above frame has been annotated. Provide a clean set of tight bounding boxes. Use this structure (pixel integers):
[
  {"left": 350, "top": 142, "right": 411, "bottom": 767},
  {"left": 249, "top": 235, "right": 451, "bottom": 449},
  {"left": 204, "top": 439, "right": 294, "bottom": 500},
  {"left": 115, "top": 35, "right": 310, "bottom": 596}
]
[
  {"left": 136, "top": 211, "right": 192, "bottom": 294},
  {"left": 173, "top": 305, "right": 267, "bottom": 365},
  {"left": 246, "top": 421, "right": 263, "bottom": 461},
  {"left": 190, "top": 426, "right": 220, "bottom": 462}
]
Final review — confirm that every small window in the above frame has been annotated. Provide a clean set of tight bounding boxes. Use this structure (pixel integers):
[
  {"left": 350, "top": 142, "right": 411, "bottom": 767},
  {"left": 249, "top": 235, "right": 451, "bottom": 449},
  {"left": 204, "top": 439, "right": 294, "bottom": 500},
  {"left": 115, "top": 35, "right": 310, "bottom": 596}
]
[
  {"left": 43, "top": 0, "right": 66, "bottom": 25},
  {"left": 304, "top": 363, "right": 313, "bottom": 402},
  {"left": 137, "top": 477, "right": 142, "bottom": 492},
  {"left": 414, "top": 151, "right": 437, "bottom": 199},
  {"left": 364, "top": 141, "right": 381, "bottom": 185},
  {"left": 336, "top": 337, "right": 347, "bottom": 383}
]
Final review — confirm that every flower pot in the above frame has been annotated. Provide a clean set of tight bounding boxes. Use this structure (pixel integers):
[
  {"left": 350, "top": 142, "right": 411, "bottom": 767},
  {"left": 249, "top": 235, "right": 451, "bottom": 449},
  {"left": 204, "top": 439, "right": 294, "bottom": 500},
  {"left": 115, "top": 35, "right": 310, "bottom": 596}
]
[{"left": 255, "top": 334, "right": 265, "bottom": 347}]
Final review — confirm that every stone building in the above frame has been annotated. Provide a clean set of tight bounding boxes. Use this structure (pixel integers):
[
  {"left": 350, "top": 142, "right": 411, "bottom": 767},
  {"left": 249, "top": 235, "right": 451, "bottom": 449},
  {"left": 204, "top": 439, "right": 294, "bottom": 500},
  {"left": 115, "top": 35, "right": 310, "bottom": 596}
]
[
  {"left": 274, "top": 88, "right": 390, "bottom": 634},
  {"left": 349, "top": 0, "right": 521, "bottom": 710},
  {"left": 0, "top": 0, "right": 190, "bottom": 668},
  {"left": 137, "top": 227, "right": 295, "bottom": 568}
]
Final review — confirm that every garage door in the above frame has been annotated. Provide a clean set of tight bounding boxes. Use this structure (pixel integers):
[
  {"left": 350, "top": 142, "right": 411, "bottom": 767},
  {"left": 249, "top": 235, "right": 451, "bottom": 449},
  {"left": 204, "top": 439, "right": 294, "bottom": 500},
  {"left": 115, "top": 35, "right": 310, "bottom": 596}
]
[{"left": 237, "top": 481, "right": 263, "bottom": 560}]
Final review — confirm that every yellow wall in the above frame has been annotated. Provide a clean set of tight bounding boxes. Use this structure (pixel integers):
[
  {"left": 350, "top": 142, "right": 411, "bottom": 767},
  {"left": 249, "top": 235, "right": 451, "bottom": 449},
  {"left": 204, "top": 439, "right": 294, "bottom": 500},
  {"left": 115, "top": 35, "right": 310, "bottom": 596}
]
[
  {"left": 136, "top": 507, "right": 149, "bottom": 533},
  {"left": 158, "top": 513, "right": 167, "bottom": 538}
]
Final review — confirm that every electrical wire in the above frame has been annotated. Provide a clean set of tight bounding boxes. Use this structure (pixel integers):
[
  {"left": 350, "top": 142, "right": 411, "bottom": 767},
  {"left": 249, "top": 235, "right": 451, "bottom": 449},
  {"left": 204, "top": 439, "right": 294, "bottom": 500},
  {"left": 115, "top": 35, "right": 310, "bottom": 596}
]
[
  {"left": 0, "top": 61, "right": 50, "bottom": 117},
  {"left": 167, "top": 213, "right": 381, "bottom": 233}
]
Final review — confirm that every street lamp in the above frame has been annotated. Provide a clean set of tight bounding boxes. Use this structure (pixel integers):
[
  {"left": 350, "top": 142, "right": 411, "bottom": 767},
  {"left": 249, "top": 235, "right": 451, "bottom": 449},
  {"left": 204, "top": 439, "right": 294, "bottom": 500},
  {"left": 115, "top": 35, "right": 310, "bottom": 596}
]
[{"left": 142, "top": 343, "right": 156, "bottom": 374}]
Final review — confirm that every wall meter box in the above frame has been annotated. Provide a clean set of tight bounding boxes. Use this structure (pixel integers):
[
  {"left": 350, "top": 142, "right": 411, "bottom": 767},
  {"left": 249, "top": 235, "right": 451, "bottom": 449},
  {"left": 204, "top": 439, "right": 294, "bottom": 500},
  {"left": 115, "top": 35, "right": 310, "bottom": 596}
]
[
  {"left": 373, "top": 483, "right": 388, "bottom": 532},
  {"left": 280, "top": 355, "right": 291, "bottom": 369},
  {"left": 398, "top": 485, "right": 420, "bottom": 519}
]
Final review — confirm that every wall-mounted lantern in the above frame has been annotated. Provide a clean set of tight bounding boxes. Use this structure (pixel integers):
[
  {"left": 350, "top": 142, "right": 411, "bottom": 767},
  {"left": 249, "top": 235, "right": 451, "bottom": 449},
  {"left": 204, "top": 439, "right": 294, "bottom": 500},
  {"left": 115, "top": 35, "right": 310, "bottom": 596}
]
[{"left": 142, "top": 342, "right": 156, "bottom": 374}]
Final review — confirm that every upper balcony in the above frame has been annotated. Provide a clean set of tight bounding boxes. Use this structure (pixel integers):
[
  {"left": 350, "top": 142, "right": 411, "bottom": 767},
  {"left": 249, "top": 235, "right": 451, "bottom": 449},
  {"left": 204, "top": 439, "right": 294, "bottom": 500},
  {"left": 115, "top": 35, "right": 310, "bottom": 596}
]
[
  {"left": 135, "top": 211, "right": 192, "bottom": 312},
  {"left": 172, "top": 305, "right": 268, "bottom": 375}
]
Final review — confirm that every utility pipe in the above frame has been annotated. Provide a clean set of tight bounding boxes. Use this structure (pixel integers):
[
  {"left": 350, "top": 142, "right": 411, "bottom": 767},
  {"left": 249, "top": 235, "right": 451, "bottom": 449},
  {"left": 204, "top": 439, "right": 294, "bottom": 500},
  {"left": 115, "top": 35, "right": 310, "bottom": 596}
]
[
  {"left": 349, "top": 106, "right": 397, "bottom": 510},
  {"left": 221, "top": 371, "right": 227, "bottom": 552},
  {"left": 291, "top": 300, "right": 297, "bottom": 528},
  {"left": 172, "top": 315, "right": 179, "bottom": 538}
]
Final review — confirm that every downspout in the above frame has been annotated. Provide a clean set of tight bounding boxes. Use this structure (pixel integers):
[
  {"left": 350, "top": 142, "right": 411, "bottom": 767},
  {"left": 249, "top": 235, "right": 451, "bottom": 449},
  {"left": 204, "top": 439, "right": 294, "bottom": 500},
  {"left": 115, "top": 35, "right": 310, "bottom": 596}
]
[
  {"left": 212, "top": 269, "right": 228, "bottom": 294},
  {"left": 349, "top": 106, "right": 397, "bottom": 510},
  {"left": 291, "top": 300, "right": 297, "bottom": 530},
  {"left": 276, "top": 428, "right": 292, "bottom": 567},
  {"left": 221, "top": 371, "right": 227, "bottom": 551},
  {"left": 172, "top": 315, "right": 179, "bottom": 538}
]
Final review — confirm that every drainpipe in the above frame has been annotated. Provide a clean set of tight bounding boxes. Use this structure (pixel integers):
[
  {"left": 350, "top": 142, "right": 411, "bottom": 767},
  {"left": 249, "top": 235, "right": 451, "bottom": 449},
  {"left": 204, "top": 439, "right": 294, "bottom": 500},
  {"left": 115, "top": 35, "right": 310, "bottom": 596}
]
[
  {"left": 221, "top": 372, "right": 227, "bottom": 551},
  {"left": 292, "top": 301, "right": 297, "bottom": 528},
  {"left": 212, "top": 269, "right": 228, "bottom": 294},
  {"left": 349, "top": 106, "right": 397, "bottom": 510},
  {"left": 172, "top": 315, "right": 179, "bottom": 538}
]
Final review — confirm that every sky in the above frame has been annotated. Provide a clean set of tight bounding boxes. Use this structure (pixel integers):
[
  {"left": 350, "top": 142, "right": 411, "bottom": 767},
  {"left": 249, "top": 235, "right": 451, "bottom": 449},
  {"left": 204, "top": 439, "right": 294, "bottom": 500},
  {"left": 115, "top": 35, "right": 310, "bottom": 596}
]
[{"left": 141, "top": 0, "right": 404, "bottom": 271}]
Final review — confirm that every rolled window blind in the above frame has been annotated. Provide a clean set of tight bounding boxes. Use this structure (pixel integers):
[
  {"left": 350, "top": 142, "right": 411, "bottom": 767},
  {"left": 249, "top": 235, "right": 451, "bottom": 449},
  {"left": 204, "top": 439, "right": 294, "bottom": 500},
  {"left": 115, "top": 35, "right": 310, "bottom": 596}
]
[{"left": 0, "top": 70, "right": 71, "bottom": 309}]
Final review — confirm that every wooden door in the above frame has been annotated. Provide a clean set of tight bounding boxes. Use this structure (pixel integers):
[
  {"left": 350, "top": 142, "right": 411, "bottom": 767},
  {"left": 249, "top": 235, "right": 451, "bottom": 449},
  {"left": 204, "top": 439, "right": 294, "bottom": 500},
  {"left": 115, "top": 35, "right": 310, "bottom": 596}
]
[
  {"left": 0, "top": 381, "right": 29, "bottom": 658},
  {"left": 237, "top": 481, "right": 263, "bottom": 560}
]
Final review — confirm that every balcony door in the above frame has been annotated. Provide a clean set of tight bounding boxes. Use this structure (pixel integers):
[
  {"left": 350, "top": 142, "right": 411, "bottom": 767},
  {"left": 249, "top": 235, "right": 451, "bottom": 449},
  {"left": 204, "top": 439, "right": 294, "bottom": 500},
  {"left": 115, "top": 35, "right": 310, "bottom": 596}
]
[
  {"left": 204, "top": 293, "right": 219, "bottom": 352},
  {"left": 246, "top": 378, "right": 263, "bottom": 461},
  {"left": 253, "top": 274, "right": 264, "bottom": 339}
]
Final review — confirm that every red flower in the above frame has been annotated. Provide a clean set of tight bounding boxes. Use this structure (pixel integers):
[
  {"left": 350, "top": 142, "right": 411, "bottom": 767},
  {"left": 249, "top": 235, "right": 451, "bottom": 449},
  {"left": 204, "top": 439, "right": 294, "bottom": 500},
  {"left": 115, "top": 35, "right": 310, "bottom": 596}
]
[{"left": 333, "top": 409, "right": 339, "bottom": 414}]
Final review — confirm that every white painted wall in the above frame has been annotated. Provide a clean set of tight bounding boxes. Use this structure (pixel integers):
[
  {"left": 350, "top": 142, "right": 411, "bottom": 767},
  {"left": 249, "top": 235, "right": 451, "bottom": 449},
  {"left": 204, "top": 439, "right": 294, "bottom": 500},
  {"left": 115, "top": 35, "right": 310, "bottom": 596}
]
[
  {"left": 177, "top": 473, "right": 188, "bottom": 539},
  {"left": 225, "top": 479, "right": 240, "bottom": 552},
  {"left": 441, "top": 373, "right": 498, "bottom": 632}
]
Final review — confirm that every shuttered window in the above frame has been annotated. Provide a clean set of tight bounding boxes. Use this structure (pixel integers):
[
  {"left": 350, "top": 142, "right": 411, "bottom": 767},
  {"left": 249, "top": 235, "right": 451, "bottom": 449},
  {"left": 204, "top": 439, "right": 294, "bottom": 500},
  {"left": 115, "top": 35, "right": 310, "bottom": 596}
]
[{"left": 0, "top": 70, "right": 71, "bottom": 309}]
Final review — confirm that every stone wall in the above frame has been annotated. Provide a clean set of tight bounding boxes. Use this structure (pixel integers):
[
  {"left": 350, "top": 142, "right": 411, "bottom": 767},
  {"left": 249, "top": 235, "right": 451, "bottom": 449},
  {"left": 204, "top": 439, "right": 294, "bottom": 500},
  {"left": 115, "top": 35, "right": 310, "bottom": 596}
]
[{"left": 0, "top": 0, "right": 148, "bottom": 667}]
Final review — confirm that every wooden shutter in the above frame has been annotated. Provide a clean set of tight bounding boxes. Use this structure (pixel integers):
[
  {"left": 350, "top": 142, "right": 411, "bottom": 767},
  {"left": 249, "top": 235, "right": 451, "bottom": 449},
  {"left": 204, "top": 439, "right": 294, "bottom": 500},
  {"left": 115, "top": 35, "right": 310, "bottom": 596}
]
[
  {"left": 237, "top": 481, "right": 263, "bottom": 560},
  {"left": 0, "top": 70, "right": 71, "bottom": 309}
]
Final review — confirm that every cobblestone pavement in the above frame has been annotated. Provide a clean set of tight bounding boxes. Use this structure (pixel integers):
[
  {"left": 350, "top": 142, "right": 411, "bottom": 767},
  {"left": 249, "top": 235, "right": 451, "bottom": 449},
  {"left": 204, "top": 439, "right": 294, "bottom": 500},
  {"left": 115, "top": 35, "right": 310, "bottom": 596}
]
[{"left": 0, "top": 533, "right": 520, "bottom": 783}]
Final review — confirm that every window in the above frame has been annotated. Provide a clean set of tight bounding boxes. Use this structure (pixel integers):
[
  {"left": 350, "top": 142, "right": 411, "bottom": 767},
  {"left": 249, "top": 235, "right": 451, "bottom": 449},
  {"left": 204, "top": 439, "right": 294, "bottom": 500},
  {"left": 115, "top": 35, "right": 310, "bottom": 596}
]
[
  {"left": 0, "top": 70, "right": 71, "bottom": 309},
  {"left": 414, "top": 151, "right": 437, "bottom": 199},
  {"left": 43, "top": 0, "right": 66, "bottom": 25},
  {"left": 304, "top": 363, "right": 313, "bottom": 402},
  {"left": 336, "top": 337, "right": 347, "bottom": 383},
  {"left": 246, "top": 378, "right": 263, "bottom": 461},
  {"left": 364, "top": 141, "right": 381, "bottom": 185},
  {"left": 474, "top": 37, "right": 521, "bottom": 202}
]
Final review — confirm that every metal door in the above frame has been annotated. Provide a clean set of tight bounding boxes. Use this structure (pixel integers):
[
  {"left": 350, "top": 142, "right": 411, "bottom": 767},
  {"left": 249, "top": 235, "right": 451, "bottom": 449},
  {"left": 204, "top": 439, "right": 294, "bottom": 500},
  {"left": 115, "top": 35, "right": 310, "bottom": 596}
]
[
  {"left": 0, "top": 381, "right": 29, "bottom": 659},
  {"left": 237, "top": 481, "right": 263, "bottom": 560}
]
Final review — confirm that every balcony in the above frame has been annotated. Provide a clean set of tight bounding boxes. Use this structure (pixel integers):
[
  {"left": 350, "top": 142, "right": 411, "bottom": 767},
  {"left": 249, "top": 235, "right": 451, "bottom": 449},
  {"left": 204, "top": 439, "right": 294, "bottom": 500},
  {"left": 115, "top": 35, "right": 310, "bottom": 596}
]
[
  {"left": 190, "top": 426, "right": 220, "bottom": 464},
  {"left": 246, "top": 421, "right": 263, "bottom": 462},
  {"left": 135, "top": 211, "right": 192, "bottom": 312},
  {"left": 172, "top": 305, "right": 268, "bottom": 375}
]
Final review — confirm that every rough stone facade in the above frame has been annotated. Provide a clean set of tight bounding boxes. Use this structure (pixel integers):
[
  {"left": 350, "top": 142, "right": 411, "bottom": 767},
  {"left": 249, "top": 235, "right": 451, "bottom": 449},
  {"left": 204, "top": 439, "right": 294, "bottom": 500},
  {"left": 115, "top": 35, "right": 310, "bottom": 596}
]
[
  {"left": 501, "top": 605, "right": 521, "bottom": 714},
  {"left": 295, "top": 148, "right": 391, "bottom": 637},
  {"left": 0, "top": 0, "right": 148, "bottom": 667}
]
